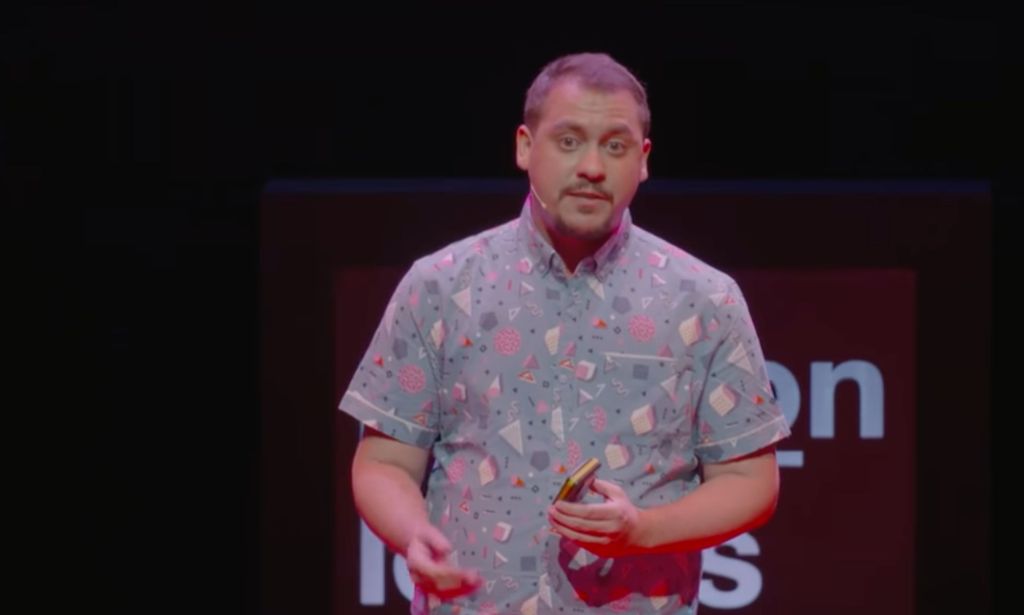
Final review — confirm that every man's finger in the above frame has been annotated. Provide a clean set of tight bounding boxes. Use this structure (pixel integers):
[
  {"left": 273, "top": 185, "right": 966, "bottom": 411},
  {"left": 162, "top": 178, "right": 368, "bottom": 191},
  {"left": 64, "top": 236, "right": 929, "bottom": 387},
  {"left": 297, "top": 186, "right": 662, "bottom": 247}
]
[
  {"left": 589, "top": 478, "right": 625, "bottom": 499},
  {"left": 553, "top": 500, "right": 616, "bottom": 520},
  {"left": 551, "top": 523, "right": 612, "bottom": 545},
  {"left": 418, "top": 526, "right": 453, "bottom": 557},
  {"left": 407, "top": 553, "right": 461, "bottom": 582},
  {"left": 430, "top": 575, "right": 482, "bottom": 601},
  {"left": 549, "top": 509, "right": 619, "bottom": 535},
  {"left": 407, "top": 550, "right": 481, "bottom": 592}
]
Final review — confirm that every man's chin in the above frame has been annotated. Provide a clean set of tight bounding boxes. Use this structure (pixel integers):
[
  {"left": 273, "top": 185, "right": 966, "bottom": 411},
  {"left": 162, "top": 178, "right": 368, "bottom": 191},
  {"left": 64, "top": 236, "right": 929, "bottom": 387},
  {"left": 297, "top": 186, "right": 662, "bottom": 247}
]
[{"left": 555, "top": 217, "right": 612, "bottom": 242}]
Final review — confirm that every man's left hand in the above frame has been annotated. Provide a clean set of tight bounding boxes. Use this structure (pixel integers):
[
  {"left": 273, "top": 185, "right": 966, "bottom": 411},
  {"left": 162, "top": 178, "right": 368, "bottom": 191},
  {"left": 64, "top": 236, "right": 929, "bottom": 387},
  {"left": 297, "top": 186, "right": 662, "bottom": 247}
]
[{"left": 548, "top": 478, "right": 647, "bottom": 558}]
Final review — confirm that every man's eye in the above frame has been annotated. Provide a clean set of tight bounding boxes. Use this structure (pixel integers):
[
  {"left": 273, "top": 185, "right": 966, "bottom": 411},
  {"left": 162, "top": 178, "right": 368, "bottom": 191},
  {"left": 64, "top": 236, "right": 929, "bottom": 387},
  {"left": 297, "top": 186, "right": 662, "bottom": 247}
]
[
  {"left": 559, "top": 136, "right": 579, "bottom": 149},
  {"left": 607, "top": 141, "right": 627, "bottom": 154}
]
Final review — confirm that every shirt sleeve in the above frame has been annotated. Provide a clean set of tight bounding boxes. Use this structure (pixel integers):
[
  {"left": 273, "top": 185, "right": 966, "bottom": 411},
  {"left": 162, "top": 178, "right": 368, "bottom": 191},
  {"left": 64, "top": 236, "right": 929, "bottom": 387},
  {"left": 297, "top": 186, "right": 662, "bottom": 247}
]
[
  {"left": 337, "top": 263, "right": 444, "bottom": 449},
  {"left": 694, "top": 279, "right": 790, "bottom": 464}
]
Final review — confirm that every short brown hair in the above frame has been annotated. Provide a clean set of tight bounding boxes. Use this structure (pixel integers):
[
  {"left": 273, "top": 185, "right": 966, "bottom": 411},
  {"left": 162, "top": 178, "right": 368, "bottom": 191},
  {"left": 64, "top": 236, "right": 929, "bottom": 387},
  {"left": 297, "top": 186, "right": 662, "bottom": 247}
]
[{"left": 523, "top": 52, "right": 651, "bottom": 137}]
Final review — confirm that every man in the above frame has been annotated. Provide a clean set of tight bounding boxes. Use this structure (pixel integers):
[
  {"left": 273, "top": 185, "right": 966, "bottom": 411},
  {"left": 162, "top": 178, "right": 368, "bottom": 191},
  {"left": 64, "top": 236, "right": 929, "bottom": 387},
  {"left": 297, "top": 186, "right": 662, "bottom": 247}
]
[{"left": 340, "top": 52, "right": 790, "bottom": 614}]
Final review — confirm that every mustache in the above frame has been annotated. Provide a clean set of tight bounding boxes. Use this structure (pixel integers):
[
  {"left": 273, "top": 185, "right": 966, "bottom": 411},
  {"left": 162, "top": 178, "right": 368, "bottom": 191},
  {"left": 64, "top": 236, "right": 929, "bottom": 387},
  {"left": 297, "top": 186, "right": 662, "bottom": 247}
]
[{"left": 562, "top": 184, "right": 612, "bottom": 200}]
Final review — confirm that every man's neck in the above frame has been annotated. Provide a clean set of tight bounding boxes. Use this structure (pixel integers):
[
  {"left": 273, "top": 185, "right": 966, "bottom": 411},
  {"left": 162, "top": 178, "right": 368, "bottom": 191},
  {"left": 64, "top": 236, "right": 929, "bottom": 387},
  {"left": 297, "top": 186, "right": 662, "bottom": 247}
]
[{"left": 529, "top": 200, "right": 613, "bottom": 275}]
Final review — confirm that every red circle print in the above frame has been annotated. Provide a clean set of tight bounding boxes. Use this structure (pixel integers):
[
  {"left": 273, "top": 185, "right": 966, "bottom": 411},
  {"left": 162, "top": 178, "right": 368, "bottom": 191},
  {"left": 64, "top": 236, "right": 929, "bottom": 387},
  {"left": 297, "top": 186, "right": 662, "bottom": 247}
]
[
  {"left": 628, "top": 314, "right": 656, "bottom": 342},
  {"left": 493, "top": 327, "right": 522, "bottom": 356},
  {"left": 397, "top": 364, "right": 427, "bottom": 393}
]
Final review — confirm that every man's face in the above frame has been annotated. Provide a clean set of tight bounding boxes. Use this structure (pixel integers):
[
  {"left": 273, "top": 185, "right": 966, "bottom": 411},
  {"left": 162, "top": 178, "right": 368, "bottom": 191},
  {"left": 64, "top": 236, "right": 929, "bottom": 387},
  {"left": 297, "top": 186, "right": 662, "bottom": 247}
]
[{"left": 516, "top": 78, "right": 651, "bottom": 241}]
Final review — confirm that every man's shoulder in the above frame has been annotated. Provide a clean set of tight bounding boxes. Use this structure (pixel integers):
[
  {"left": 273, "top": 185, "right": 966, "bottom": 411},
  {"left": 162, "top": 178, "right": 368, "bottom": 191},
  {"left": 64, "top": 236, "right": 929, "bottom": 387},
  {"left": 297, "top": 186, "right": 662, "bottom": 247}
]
[
  {"left": 630, "top": 224, "right": 738, "bottom": 294},
  {"left": 405, "top": 216, "right": 520, "bottom": 284}
]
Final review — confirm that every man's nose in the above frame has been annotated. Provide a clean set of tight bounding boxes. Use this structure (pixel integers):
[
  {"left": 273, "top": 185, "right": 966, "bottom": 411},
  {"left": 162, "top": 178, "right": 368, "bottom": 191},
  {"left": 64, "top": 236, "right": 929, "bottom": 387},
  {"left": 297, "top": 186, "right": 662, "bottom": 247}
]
[{"left": 576, "top": 145, "right": 606, "bottom": 183}]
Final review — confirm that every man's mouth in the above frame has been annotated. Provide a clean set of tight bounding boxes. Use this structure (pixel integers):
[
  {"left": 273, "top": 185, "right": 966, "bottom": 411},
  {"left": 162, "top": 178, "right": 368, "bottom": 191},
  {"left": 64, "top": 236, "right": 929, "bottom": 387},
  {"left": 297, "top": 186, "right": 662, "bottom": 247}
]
[{"left": 567, "top": 191, "right": 608, "bottom": 201}]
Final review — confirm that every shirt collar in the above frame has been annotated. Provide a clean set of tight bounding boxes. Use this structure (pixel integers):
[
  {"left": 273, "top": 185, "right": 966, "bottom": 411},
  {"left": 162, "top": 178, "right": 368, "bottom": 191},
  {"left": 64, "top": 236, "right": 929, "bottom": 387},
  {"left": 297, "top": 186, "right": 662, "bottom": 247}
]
[{"left": 516, "top": 196, "right": 631, "bottom": 281}]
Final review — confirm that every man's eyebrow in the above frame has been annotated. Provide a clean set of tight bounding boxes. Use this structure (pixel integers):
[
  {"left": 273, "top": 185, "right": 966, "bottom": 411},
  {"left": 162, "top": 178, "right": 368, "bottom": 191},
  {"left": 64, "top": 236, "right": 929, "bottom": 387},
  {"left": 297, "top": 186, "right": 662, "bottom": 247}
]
[
  {"left": 601, "top": 123, "right": 637, "bottom": 139},
  {"left": 549, "top": 120, "right": 585, "bottom": 134},
  {"left": 548, "top": 120, "right": 637, "bottom": 139}
]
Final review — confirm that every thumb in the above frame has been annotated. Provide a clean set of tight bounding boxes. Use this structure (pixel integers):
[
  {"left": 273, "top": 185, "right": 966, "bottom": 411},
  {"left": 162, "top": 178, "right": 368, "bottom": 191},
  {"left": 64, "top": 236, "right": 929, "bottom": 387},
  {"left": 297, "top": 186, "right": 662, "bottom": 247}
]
[
  {"left": 417, "top": 524, "right": 453, "bottom": 558},
  {"left": 589, "top": 478, "right": 624, "bottom": 500}
]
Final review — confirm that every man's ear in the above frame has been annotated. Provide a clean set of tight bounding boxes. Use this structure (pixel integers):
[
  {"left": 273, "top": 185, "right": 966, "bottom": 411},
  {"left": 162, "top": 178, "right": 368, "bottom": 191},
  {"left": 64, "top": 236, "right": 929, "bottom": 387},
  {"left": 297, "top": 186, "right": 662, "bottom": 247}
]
[
  {"left": 516, "top": 125, "right": 533, "bottom": 171},
  {"left": 640, "top": 138, "right": 652, "bottom": 182}
]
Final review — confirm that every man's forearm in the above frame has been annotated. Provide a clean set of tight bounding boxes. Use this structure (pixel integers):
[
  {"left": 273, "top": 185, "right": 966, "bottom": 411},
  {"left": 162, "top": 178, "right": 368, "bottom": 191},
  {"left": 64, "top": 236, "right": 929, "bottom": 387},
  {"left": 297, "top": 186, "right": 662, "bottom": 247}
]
[
  {"left": 352, "top": 457, "right": 432, "bottom": 555},
  {"left": 634, "top": 471, "right": 778, "bottom": 554}
]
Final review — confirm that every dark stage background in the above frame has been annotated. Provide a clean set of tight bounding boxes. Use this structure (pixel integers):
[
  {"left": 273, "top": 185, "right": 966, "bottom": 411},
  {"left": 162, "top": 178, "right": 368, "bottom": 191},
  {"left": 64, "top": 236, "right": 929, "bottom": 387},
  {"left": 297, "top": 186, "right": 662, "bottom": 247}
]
[{"left": 5, "top": 5, "right": 1011, "bottom": 615}]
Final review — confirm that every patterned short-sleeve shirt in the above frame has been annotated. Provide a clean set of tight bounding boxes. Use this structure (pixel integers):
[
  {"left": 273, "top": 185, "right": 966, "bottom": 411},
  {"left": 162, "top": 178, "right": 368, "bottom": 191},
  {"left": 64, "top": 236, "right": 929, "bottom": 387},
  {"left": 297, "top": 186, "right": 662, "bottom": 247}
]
[{"left": 340, "top": 199, "right": 790, "bottom": 615}]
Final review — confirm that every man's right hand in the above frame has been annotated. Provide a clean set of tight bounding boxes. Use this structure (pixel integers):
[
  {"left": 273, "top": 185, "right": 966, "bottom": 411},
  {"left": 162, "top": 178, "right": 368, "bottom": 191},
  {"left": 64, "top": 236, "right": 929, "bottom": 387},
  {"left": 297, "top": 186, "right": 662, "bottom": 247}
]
[{"left": 405, "top": 523, "right": 482, "bottom": 600}]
